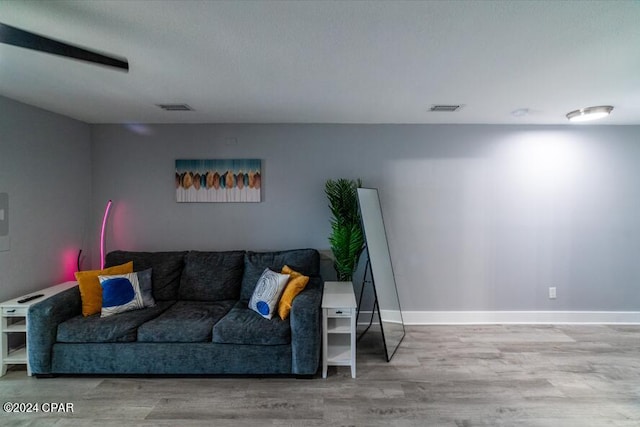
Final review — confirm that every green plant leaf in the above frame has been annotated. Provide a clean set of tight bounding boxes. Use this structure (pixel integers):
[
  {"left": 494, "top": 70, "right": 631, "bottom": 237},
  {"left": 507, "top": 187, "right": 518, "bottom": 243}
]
[{"left": 325, "top": 178, "right": 364, "bottom": 281}]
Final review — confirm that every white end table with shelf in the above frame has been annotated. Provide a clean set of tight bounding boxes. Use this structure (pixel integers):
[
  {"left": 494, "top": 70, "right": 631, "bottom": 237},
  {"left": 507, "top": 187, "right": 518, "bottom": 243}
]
[
  {"left": 1, "top": 281, "right": 77, "bottom": 376},
  {"left": 322, "top": 281, "right": 357, "bottom": 378}
]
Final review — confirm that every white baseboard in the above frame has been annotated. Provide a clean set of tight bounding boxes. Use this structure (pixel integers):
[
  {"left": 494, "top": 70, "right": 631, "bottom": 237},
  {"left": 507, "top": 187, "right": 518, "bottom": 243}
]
[{"left": 358, "top": 310, "right": 640, "bottom": 325}]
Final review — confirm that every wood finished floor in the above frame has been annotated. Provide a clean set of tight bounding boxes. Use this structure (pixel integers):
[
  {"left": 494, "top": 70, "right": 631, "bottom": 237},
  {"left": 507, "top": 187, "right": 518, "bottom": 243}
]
[{"left": 1, "top": 325, "right": 639, "bottom": 426}]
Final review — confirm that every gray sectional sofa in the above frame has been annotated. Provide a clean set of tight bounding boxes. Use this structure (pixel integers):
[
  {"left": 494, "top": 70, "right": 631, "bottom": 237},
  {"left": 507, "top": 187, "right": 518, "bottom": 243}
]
[{"left": 28, "top": 249, "right": 323, "bottom": 377}]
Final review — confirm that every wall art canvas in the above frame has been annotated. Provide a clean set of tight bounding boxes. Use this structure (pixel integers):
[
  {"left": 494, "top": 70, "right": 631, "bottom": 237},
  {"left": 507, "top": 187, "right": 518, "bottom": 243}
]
[{"left": 176, "top": 159, "right": 261, "bottom": 203}]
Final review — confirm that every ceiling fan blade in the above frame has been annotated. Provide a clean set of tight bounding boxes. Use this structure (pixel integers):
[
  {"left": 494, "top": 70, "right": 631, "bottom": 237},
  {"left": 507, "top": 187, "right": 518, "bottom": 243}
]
[{"left": 0, "top": 22, "right": 128, "bottom": 71}]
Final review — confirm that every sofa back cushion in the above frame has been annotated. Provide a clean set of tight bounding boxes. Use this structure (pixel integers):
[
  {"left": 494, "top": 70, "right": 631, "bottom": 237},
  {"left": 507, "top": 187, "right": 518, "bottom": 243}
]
[
  {"left": 105, "top": 251, "right": 187, "bottom": 301},
  {"left": 240, "top": 249, "right": 319, "bottom": 303},
  {"left": 179, "top": 251, "right": 245, "bottom": 301}
]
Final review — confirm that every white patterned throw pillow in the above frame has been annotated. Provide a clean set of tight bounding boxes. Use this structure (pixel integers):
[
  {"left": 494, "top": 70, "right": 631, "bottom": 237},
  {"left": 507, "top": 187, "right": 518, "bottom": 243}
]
[
  {"left": 249, "top": 268, "right": 290, "bottom": 319},
  {"left": 98, "top": 272, "right": 145, "bottom": 317}
]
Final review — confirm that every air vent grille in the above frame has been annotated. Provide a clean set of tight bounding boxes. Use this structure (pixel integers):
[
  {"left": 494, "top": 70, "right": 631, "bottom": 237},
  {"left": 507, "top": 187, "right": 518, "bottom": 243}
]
[
  {"left": 157, "top": 104, "right": 194, "bottom": 111},
  {"left": 429, "top": 105, "right": 462, "bottom": 112}
]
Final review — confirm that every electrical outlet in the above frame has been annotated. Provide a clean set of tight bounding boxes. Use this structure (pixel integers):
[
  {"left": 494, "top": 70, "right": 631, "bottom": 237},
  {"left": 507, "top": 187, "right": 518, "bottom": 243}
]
[{"left": 549, "top": 287, "right": 557, "bottom": 299}]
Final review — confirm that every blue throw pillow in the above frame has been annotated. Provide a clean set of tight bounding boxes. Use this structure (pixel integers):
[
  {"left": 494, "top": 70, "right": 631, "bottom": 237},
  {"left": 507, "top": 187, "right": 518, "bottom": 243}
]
[{"left": 98, "top": 272, "right": 145, "bottom": 317}]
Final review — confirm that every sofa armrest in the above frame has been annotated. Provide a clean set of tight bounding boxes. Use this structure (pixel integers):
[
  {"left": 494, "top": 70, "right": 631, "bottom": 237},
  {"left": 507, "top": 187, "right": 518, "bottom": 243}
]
[
  {"left": 28, "top": 285, "right": 81, "bottom": 374},
  {"left": 289, "top": 277, "right": 323, "bottom": 375}
]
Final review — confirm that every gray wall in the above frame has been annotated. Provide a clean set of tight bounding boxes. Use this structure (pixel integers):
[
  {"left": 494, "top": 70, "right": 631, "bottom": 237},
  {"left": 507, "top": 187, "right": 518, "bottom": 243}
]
[
  {"left": 0, "top": 96, "right": 91, "bottom": 302},
  {"left": 3, "top": 100, "right": 635, "bottom": 313},
  {"left": 91, "top": 124, "right": 640, "bottom": 312}
]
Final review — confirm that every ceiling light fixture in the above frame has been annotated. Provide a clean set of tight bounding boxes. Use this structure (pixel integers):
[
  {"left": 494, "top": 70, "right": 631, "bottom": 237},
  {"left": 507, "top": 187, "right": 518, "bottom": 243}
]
[
  {"left": 429, "top": 104, "right": 463, "bottom": 112},
  {"left": 157, "top": 104, "right": 194, "bottom": 111},
  {"left": 566, "top": 105, "right": 613, "bottom": 122}
]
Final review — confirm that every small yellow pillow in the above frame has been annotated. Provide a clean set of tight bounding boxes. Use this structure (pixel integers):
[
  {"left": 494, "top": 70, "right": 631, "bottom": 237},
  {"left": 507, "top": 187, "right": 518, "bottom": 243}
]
[
  {"left": 278, "top": 265, "right": 310, "bottom": 320},
  {"left": 75, "top": 261, "right": 134, "bottom": 316}
]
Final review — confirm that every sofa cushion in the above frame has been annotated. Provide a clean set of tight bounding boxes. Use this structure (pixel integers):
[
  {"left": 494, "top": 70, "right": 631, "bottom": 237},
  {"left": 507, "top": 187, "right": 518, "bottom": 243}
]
[
  {"left": 106, "top": 251, "right": 187, "bottom": 301},
  {"left": 179, "top": 251, "right": 245, "bottom": 301},
  {"left": 212, "top": 303, "right": 291, "bottom": 346},
  {"left": 137, "top": 300, "right": 236, "bottom": 343},
  {"left": 240, "top": 249, "right": 319, "bottom": 303},
  {"left": 57, "top": 301, "right": 175, "bottom": 343}
]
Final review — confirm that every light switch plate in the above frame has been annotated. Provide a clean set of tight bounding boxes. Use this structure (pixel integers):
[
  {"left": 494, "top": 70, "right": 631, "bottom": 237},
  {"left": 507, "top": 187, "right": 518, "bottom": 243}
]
[{"left": 0, "top": 193, "right": 8, "bottom": 237}]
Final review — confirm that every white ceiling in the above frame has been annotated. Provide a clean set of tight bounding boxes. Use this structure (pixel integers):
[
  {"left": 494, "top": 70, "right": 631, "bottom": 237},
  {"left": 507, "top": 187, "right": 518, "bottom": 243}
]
[{"left": 1, "top": 0, "right": 639, "bottom": 125}]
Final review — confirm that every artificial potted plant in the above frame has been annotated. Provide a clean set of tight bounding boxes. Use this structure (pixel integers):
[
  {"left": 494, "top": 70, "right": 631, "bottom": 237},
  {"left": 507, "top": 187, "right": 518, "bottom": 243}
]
[{"left": 325, "top": 178, "right": 365, "bottom": 281}]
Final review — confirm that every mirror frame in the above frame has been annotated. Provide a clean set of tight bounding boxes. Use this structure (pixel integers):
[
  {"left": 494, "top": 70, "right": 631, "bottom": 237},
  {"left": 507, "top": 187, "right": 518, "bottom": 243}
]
[{"left": 357, "top": 187, "right": 405, "bottom": 361}]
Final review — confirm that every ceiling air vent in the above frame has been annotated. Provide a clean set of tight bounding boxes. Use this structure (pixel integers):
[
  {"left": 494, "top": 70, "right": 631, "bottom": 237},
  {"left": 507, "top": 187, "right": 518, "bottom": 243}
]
[
  {"left": 156, "top": 104, "right": 194, "bottom": 111},
  {"left": 429, "top": 104, "right": 462, "bottom": 112}
]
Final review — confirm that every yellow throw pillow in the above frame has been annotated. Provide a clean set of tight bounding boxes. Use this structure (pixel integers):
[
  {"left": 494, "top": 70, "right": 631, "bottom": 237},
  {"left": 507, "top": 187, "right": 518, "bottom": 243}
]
[
  {"left": 278, "top": 265, "right": 310, "bottom": 320},
  {"left": 75, "top": 261, "right": 134, "bottom": 316}
]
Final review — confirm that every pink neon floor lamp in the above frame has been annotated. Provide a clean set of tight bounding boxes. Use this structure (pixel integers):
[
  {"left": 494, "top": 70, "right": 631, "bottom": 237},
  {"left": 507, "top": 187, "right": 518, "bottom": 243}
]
[{"left": 100, "top": 200, "right": 113, "bottom": 269}]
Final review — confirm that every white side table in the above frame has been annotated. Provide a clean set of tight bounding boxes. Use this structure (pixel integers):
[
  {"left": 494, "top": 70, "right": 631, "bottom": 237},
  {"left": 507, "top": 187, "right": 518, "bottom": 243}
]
[
  {"left": 322, "top": 281, "right": 357, "bottom": 378},
  {"left": 1, "top": 281, "right": 77, "bottom": 376}
]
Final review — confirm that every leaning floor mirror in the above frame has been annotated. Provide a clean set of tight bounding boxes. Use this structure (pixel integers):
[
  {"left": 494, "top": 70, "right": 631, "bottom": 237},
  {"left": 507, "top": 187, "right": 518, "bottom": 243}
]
[{"left": 356, "top": 187, "right": 405, "bottom": 361}]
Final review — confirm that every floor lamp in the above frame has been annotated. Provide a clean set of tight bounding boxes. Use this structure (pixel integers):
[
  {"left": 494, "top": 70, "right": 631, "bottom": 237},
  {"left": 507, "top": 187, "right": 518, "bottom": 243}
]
[{"left": 100, "top": 200, "right": 113, "bottom": 269}]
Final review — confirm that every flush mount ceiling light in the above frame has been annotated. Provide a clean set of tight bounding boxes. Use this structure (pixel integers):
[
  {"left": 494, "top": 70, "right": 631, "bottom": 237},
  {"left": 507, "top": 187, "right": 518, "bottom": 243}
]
[
  {"left": 429, "top": 104, "right": 463, "bottom": 112},
  {"left": 566, "top": 105, "right": 613, "bottom": 122},
  {"left": 157, "top": 103, "right": 194, "bottom": 111}
]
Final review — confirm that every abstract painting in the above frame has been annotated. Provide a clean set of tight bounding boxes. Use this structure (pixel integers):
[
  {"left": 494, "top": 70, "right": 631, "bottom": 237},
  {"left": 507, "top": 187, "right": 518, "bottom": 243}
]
[{"left": 176, "top": 159, "right": 261, "bottom": 202}]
